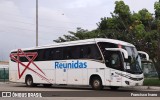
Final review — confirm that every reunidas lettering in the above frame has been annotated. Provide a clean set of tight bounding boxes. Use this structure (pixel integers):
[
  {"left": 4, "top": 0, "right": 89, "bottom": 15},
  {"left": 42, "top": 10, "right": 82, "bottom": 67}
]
[{"left": 55, "top": 60, "right": 87, "bottom": 69}]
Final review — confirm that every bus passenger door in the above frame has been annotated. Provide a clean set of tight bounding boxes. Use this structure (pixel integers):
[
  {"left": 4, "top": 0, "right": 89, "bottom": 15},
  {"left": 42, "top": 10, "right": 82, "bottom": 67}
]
[
  {"left": 105, "top": 51, "right": 123, "bottom": 86},
  {"left": 56, "top": 68, "right": 67, "bottom": 84}
]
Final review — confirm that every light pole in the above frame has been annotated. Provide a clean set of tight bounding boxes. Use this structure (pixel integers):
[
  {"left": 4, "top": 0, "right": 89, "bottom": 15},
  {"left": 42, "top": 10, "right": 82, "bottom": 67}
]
[{"left": 36, "top": 0, "right": 38, "bottom": 46}]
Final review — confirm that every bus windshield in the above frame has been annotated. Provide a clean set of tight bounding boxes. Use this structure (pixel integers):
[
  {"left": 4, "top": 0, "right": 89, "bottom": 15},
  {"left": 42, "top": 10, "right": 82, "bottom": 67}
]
[
  {"left": 122, "top": 46, "right": 143, "bottom": 74},
  {"left": 98, "top": 42, "right": 142, "bottom": 74}
]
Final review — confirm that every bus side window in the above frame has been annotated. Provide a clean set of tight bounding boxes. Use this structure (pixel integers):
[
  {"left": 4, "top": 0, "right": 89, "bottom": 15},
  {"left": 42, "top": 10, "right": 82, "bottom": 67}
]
[
  {"left": 98, "top": 42, "right": 117, "bottom": 55},
  {"left": 10, "top": 52, "right": 17, "bottom": 62},
  {"left": 54, "top": 48, "right": 63, "bottom": 60},
  {"left": 80, "top": 46, "right": 84, "bottom": 58},
  {"left": 71, "top": 46, "right": 80, "bottom": 59},
  {"left": 44, "top": 49, "right": 50, "bottom": 60},
  {"left": 63, "top": 47, "right": 72, "bottom": 59},
  {"left": 83, "top": 46, "right": 91, "bottom": 58},
  {"left": 49, "top": 49, "right": 55, "bottom": 60},
  {"left": 38, "top": 49, "right": 45, "bottom": 61},
  {"left": 105, "top": 51, "right": 123, "bottom": 71},
  {"left": 79, "top": 44, "right": 102, "bottom": 60},
  {"left": 111, "top": 53, "right": 121, "bottom": 69},
  {"left": 20, "top": 57, "right": 28, "bottom": 62},
  {"left": 80, "top": 45, "right": 90, "bottom": 59},
  {"left": 89, "top": 44, "right": 102, "bottom": 60}
]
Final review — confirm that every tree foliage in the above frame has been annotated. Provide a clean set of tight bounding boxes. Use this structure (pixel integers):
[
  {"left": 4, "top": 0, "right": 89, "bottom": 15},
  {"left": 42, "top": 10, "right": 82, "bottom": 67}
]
[{"left": 54, "top": 1, "right": 160, "bottom": 79}]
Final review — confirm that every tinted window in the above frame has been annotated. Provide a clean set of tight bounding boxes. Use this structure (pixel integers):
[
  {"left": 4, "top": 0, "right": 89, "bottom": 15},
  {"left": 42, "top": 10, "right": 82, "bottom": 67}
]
[
  {"left": 63, "top": 47, "right": 71, "bottom": 59},
  {"left": 44, "top": 49, "right": 51, "bottom": 60},
  {"left": 79, "top": 44, "right": 102, "bottom": 60},
  {"left": 98, "top": 42, "right": 118, "bottom": 59},
  {"left": 80, "top": 45, "right": 91, "bottom": 58},
  {"left": 98, "top": 42, "right": 117, "bottom": 51},
  {"left": 20, "top": 56, "right": 28, "bottom": 62},
  {"left": 10, "top": 44, "right": 102, "bottom": 62},
  {"left": 38, "top": 49, "right": 45, "bottom": 61},
  {"left": 105, "top": 51, "right": 123, "bottom": 71},
  {"left": 70, "top": 46, "right": 81, "bottom": 59},
  {"left": 49, "top": 48, "right": 55, "bottom": 60},
  {"left": 89, "top": 44, "right": 102, "bottom": 60},
  {"left": 54, "top": 48, "right": 63, "bottom": 60}
]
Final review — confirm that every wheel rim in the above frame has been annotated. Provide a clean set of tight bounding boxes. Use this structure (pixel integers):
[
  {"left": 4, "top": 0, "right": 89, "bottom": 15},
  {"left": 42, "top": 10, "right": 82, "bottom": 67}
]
[
  {"left": 27, "top": 78, "right": 32, "bottom": 86},
  {"left": 93, "top": 80, "right": 100, "bottom": 88}
]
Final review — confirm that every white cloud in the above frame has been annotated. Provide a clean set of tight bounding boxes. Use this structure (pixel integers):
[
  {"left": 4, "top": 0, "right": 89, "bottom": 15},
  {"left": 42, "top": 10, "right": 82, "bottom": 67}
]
[
  {"left": 115, "top": 0, "right": 156, "bottom": 13},
  {"left": 67, "top": 0, "right": 103, "bottom": 8},
  {"left": 0, "top": 1, "right": 35, "bottom": 61},
  {"left": 38, "top": 7, "right": 70, "bottom": 24},
  {"left": 0, "top": 1, "right": 68, "bottom": 60},
  {"left": 0, "top": 0, "right": 158, "bottom": 61},
  {"left": 33, "top": 7, "right": 73, "bottom": 45}
]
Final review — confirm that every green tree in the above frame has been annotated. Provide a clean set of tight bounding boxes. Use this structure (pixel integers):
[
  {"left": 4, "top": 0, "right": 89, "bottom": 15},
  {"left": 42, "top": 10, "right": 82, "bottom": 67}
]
[
  {"left": 54, "top": 1, "right": 160, "bottom": 79},
  {"left": 53, "top": 27, "right": 100, "bottom": 42}
]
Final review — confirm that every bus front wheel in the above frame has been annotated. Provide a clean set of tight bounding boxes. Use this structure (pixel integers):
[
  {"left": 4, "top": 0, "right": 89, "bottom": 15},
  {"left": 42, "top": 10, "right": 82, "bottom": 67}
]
[{"left": 91, "top": 77, "right": 103, "bottom": 90}]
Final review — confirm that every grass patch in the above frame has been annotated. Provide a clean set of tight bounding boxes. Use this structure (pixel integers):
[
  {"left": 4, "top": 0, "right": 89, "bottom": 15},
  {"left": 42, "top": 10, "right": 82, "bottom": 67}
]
[{"left": 143, "top": 78, "right": 160, "bottom": 86}]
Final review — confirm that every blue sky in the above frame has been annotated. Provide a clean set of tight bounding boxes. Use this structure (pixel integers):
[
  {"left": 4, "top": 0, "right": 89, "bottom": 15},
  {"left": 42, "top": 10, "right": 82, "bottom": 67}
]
[{"left": 0, "top": 0, "right": 158, "bottom": 61}]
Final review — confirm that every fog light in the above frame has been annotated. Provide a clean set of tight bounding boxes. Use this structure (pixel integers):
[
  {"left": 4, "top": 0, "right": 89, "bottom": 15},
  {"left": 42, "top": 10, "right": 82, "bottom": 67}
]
[{"left": 125, "top": 81, "right": 130, "bottom": 85}]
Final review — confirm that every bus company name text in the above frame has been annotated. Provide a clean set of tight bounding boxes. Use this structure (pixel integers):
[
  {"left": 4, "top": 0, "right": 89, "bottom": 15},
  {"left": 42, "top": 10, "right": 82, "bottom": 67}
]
[{"left": 54, "top": 60, "right": 87, "bottom": 69}]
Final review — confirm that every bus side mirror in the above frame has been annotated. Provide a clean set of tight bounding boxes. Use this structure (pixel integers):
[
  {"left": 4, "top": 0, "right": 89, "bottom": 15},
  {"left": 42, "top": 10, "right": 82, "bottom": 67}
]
[
  {"left": 105, "top": 48, "right": 128, "bottom": 59},
  {"left": 138, "top": 51, "right": 149, "bottom": 61}
]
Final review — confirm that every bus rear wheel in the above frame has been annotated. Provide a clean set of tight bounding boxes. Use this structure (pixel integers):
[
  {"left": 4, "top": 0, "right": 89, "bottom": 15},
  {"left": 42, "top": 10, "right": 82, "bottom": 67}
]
[
  {"left": 91, "top": 77, "right": 103, "bottom": 90},
  {"left": 25, "top": 76, "right": 35, "bottom": 87}
]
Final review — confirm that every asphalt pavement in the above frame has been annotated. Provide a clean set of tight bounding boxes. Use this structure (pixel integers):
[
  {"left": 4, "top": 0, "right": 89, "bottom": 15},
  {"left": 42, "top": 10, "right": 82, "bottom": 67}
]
[{"left": 0, "top": 82, "right": 159, "bottom": 100}]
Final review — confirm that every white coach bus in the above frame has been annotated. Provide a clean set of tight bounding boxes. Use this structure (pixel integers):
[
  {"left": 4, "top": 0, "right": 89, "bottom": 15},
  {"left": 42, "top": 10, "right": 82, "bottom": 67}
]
[{"left": 9, "top": 38, "right": 147, "bottom": 90}]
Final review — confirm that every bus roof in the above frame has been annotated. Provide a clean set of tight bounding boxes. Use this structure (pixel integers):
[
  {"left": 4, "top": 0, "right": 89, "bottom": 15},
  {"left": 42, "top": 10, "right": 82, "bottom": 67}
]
[{"left": 11, "top": 38, "right": 135, "bottom": 52}]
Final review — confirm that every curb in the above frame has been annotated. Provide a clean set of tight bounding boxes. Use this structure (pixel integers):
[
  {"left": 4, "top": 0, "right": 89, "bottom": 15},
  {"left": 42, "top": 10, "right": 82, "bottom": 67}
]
[
  {"left": 0, "top": 82, "right": 10, "bottom": 84},
  {"left": 146, "top": 86, "right": 160, "bottom": 90},
  {"left": 125, "top": 86, "right": 160, "bottom": 90}
]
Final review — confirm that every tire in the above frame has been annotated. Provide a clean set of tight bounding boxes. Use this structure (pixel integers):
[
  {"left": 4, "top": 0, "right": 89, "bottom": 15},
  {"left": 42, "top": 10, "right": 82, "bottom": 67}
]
[
  {"left": 43, "top": 84, "right": 52, "bottom": 87},
  {"left": 25, "top": 76, "right": 35, "bottom": 87},
  {"left": 109, "top": 86, "right": 119, "bottom": 90},
  {"left": 91, "top": 77, "right": 103, "bottom": 90}
]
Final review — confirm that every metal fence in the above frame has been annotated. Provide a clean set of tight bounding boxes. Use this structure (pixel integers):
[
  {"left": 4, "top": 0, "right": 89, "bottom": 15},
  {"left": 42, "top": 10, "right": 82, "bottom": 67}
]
[{"left": 0, "top": 68, "right": 9, "bottom": 82}]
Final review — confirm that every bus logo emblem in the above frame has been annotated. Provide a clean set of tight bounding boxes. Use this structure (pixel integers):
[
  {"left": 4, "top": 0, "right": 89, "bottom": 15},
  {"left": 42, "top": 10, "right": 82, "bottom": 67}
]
[{"left": 10, "top": 49, "right": 50, "bottom": 83}]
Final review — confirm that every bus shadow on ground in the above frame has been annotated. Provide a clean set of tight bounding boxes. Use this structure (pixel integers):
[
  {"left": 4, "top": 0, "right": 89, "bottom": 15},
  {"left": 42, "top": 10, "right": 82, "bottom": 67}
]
[{"left": 13, "top": 84, "right": 141, "bottom": 92}]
